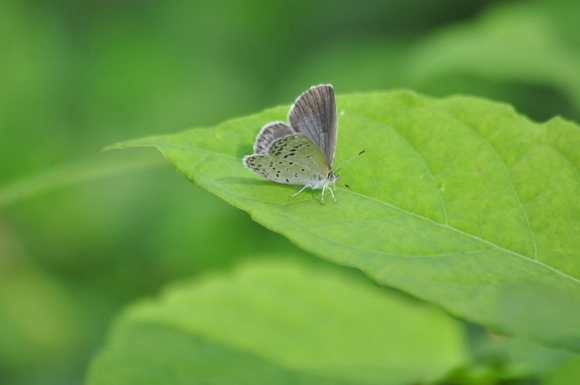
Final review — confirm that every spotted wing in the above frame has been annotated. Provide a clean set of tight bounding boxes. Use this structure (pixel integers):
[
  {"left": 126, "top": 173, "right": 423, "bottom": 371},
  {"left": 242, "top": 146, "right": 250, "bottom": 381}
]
[
  {"left": 253, "top": 121, "right": 297, "bottom": 154},
  {"left": 243, "top": 134, "right": 330, "bottom": 185},
  {"left": 288, "top": 84, "right": 337, "bottom": 167}
]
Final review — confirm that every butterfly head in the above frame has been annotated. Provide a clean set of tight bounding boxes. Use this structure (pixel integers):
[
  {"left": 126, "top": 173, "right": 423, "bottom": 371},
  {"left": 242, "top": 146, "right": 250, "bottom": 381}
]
[
  {"left": 328, "top": 171, "right": 339, "bottom": 184},
  {"left": 326, "top": 171, "right": 340, "bottom": 192}
]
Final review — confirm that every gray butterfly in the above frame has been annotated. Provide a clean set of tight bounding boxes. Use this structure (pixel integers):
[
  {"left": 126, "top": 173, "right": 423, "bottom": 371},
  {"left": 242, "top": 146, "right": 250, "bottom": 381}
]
[{"left": 243, "top": 84, "right": 362, "bottom": 203}]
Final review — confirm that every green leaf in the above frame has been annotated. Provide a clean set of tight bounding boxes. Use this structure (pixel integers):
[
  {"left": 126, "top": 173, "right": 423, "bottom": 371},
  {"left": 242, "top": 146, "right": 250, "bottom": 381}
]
[
  {"left": 107, "top": 90, "right": 580, "bottom": 352},
  {"left": 0, "top": 152, "right": 164, "bottom": 208},
  {"left": 545, "top": 355, "right": 580, "bottom": 385},
  {"left": 87, "top": 260, "right": 466, "bottom": 384},
  {"left": 408, "top": 1, "right": 580, "bottom": 112}
]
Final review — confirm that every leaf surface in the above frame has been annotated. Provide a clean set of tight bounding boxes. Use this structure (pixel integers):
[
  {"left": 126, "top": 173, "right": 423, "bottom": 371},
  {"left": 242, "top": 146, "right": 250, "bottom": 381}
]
[
  {"left": 87, "top": 260, "right": 465, "bottom": 384},
  {"left": 108, "top": 90, "right": 580, "bottom": 351}
]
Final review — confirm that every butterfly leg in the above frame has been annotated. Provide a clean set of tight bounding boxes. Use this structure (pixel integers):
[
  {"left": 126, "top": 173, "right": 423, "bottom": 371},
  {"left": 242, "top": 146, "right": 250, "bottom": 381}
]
[
  {"left": 290, "top": 185, "right": 309, "bottom": 199},
  {"left": 331, "top": 180, "right": 339, "bottom": 203},
  {"left": 320, "top": 185, "right": 337, "bottom": 204},
  {"left": 328, "top": 186, "right": 337, "bottom": 203}
]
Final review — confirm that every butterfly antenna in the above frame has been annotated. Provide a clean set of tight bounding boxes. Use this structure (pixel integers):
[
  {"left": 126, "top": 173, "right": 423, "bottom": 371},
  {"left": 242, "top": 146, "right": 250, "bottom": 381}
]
[{"left": 334, "top": 150, "right": 365, "bottom": 172}]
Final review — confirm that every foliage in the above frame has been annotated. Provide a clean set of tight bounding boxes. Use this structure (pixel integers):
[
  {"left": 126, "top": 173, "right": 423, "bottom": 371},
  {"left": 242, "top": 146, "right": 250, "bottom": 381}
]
[
  {"left": 87, "top": 90, "right": 580, "bottom": 383},
  {"left": 2, "top": 0, "right": 580, "bottom": 384}
]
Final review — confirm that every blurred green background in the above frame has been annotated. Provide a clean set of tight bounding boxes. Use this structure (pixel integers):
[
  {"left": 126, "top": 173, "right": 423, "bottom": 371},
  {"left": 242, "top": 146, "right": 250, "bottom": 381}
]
[{"left": 1, "top": 0, "right": 580, "bottom": 384}]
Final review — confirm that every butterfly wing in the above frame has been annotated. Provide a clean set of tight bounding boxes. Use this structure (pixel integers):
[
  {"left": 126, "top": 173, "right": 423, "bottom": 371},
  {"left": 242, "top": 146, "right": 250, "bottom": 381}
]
[
  {"left": 243, "top": 134, "right": 330, "bottom": 185},
  {"left": 253, "top": 121, "right": 296, "bottom": 154},
  {"left": 288, "top": 84, "right": 337, "bottom": 167}
]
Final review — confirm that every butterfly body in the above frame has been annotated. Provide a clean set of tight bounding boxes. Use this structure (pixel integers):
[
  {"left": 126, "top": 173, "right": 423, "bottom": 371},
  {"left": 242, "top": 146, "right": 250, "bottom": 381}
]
[{"left": 243, "top": 84, "right": 342, "bottom": 203}]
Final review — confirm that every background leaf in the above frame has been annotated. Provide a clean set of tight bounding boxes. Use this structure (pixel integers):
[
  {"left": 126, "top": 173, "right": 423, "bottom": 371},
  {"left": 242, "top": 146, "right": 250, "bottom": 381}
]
[
  {"left": 408, "top": 1, "right": 580, "bottom": 111},
  {"left": 109, "top": 90, "right": 580, "bottom": 352},
  {"left": 545, "top": 355, "right": 580, "bottom": 385},
  {"left": 87, "top": 259, "right": 466, "bottom": 385}
]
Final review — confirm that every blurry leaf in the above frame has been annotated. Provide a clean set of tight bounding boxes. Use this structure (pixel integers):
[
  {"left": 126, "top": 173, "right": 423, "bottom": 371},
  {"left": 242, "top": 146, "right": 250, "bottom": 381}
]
[
  {"left": 87, "top": 259, "right": 466, "bottom": 384},
  {"left": 408, "top": 0, "right": 580, "bottom": 115},
  {"left": 497, "top": 282, "right": 580, "bottom": 356},
  {"left": 545, "top": 355, "right": 580, "bottom": 385},
  {"left": 288, "top": 1, "right": 580, "bottom": 122},
  {"left": 0, "top": 152, "right": 164, "bottom": 208},
  {"left": 465, "top": 329, "right": 573, "bottom": 383},
  {"left": 107, "top": 90, "right": 580, "bottom": 352}
]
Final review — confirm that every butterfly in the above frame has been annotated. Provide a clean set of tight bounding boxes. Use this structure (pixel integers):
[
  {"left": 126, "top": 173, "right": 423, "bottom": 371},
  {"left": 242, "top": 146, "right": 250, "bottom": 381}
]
[{"left": 243, "top": 84, "right": 363, "bottom": 203}]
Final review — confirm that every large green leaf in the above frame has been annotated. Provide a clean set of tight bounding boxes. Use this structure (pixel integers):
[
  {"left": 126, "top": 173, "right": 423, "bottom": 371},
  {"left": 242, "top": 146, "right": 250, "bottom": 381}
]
[
  {"left": 87, "top": 259, "right": 466, "bottom": 384},
  {"left": 107, "top": 90, "right": 580, "bottom": 352}
]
